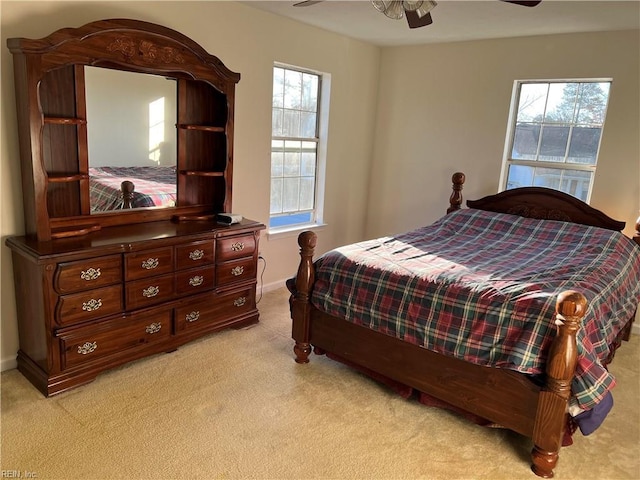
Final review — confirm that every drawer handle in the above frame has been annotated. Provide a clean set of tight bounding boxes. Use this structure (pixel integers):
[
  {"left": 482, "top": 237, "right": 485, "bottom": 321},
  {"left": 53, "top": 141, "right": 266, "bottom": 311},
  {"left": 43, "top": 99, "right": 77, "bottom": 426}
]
[
  {"left": 82, "top": 298, "right": 102, "bottom": 312},
  {"left": 234, "top": 296, "right": 247, "bottom": 307},
  {"left": 78, "top": 341, "right": 97, "bottom": 355},
  {"left": 231, "top": 242, "right": 245, "bottom": 252},
  {"left": 186, "top": 311, "right": 200, "bottom": 323},
  {"left": 143, "top": 286, "right": 160, "bottom": 298},
  {"left": 80, "top": 267, "right": 101, "bottom": 281},
  {"left": 141, "top": 258, "right": 159, "bottom": 270},
  {"left": 145, "top": 322, "right": 162, "bottom": 334},
  {"left": 231, "top": 266, "right": 244, "bottom": 276},
  {"left": 189, "top": 275, "right": 204, "bottom": 287},
  {"left": 189, "top": 249, "right": 204, "bottom": 260}
]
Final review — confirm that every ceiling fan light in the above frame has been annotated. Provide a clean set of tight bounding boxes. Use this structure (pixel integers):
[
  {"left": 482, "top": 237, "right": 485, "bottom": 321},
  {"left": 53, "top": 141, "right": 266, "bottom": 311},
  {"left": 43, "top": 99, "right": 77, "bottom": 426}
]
[
  {"left": 414, "top": 0, "right": 437, "bottom": 19},
  {"left": 371, "top": 1, "right": 405, "bottom": 20},
  {"left": 402, "top": 1, "right": 424, "bottom": 12},
  {"left": 371, "top": 1, "right": 388, "bottom": 13}
]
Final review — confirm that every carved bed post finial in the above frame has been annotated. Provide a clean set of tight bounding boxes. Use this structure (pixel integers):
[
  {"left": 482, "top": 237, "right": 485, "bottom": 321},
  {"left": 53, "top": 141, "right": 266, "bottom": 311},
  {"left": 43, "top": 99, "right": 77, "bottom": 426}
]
[
  {"left": 531, "top": 290, "right": 587, "bottom": 479},
  {"left": 121, "top": 180, "right": 135, "bottom": 209},
  {"left": 291, "top": 231, "right": 317, "bottom": 363},
  {"left": 447, "top": 172, "right": 465, "bottom": 214}
]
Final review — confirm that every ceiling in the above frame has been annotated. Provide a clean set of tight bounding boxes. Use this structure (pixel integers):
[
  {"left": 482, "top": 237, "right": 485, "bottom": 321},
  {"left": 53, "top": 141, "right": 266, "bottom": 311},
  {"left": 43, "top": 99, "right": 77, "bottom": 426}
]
[{"left": 240, "top": 0, "right": 640, "bottom": 47}]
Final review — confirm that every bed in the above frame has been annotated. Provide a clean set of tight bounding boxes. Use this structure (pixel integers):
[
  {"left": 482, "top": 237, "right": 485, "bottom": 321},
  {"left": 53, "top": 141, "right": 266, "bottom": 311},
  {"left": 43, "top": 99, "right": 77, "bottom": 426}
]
[
  {"left": 288, "top": 172, "right": 640, "bottom": 478},
  {"left": 89, "top": 166, "right": 177, "bottom": 212}
]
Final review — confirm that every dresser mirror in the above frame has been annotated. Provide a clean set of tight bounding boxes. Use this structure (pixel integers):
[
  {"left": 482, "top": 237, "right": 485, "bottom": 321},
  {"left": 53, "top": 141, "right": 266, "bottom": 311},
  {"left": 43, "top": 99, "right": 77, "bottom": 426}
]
[
  {"left": 85, "top": 66, "right": 178, "bottom": 213},
  {"left": 8, "top": 18, "right": 240, "bottom": 241}
]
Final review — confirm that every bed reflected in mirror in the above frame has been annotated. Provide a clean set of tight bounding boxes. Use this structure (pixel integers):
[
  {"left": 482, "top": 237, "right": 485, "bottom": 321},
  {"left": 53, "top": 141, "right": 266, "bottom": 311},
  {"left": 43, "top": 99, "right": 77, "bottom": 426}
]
[{"left": 85, "top": 66, "right": 178, "bottom": 213}]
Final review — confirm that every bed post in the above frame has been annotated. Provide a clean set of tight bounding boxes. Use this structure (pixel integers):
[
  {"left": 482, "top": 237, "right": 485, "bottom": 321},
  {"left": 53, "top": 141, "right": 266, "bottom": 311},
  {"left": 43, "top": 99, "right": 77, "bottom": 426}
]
[
  {"left": 447, "top": 172, "right": 465, "bottom": 213},
  {"left": 291, "top": 231, "right": 317, "bottom": 363},
  {"left": 121, "top": 180, "right": 134, "bottom": 209},
  {"left": 531, "top": 290, "right": 587, "bottom": 478}
]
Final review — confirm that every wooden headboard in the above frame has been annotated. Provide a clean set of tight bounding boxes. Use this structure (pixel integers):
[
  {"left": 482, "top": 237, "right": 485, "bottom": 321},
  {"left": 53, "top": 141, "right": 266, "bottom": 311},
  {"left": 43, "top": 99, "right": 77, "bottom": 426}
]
[{"left": 447, "top": 172, "right": 626, "bottom": 232}]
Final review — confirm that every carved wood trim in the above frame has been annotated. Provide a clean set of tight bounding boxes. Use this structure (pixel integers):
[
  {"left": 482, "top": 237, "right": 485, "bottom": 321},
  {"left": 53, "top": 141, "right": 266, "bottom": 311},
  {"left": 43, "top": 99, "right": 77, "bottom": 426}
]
[{"left": 467, "top": 187, "right": 626, "bottom": 232}]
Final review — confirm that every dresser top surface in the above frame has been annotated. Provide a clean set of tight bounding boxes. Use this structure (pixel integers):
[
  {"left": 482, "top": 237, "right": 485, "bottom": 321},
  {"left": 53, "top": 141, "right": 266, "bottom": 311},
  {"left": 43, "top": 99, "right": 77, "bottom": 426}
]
[{"left": 6, "top": 218, "right": 265, "bottom": 261}]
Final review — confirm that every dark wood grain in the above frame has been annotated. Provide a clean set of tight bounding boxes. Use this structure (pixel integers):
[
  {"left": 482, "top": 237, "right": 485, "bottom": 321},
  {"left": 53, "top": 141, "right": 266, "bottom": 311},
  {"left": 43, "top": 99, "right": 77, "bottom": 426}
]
[
  {"left": 8, "top": 18, "right": 240, "bottom": 241},
  {"left": 5, "top": 19, "right": 265, "bottom": 397}
]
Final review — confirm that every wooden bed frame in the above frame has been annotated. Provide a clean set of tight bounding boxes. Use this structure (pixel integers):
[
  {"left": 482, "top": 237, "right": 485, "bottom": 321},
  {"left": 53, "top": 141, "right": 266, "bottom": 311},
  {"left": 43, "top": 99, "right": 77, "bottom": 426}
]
[{"left": 290, "top": 173, "right": 639, "bottom": 478}]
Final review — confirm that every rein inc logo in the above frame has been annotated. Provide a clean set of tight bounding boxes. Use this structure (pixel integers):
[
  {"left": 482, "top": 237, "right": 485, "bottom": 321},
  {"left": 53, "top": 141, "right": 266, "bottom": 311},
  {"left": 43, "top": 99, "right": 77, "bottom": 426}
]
[{"left": 1, "top": 472, "right": 36, "bottom": 478}]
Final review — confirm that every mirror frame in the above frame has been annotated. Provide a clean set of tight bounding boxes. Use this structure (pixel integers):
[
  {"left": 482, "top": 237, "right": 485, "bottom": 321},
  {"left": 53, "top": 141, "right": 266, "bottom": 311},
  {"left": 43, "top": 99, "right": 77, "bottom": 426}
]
[{"left": 7, "top": 19, "right": 240, "bottom": 241}]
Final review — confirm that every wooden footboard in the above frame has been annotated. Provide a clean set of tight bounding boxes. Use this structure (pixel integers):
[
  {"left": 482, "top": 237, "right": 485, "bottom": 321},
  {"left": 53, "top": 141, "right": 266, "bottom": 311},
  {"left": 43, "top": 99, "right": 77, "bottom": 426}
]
[{"left": 291, "top": 229, "right": 585, "bottom": 478}]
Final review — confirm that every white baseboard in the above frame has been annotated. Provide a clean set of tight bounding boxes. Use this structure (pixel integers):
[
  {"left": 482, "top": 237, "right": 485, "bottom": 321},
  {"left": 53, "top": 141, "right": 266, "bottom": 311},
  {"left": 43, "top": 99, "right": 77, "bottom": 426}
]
[{"left": 1, "top": 356, "right": 17, "bottom": 372}]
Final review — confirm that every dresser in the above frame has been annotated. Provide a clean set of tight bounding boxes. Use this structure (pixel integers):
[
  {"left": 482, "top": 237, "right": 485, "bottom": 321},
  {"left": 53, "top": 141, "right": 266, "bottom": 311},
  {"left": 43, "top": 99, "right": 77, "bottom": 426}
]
[
  {"left": 7, "top": 220, "right": 264, "bottom": 396},
  {"left": 6, "top": 19, "right": 266, "bottom": 396}
]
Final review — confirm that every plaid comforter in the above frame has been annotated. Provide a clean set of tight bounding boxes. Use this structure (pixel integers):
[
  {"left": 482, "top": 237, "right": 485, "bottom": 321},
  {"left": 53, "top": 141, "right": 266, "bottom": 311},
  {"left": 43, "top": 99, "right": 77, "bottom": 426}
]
[
  {"left": 89, "top": 166, "right": 176, "bottom": 212},
  {"left": 311, "top": 209, "right": 640, "bottom": 409}
]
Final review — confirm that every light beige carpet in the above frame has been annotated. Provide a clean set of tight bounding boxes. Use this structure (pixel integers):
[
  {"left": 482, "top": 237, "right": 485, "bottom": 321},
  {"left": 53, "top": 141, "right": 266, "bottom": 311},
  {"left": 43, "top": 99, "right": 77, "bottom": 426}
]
[{"left": 1, "top": 287, "right": 639, "bottom": 480}]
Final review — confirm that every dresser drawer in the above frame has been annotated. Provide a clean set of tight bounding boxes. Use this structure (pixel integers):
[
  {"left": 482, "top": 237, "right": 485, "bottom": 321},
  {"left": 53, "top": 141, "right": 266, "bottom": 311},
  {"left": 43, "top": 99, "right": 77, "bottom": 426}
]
[
  {"left": 175, "top": 240, "right": 214, "bottom": 271},
  {"left": 59, "top": 310, "right": 171, "bottom": 369},
  {"left": 175, "top": 287, "right": 255, "bottom": 333},
  {"left": 125, "top": 247, "right": 174, "bottom": 281},
  {"left": 125, "top": 273, "right": 175, "bottom": 310},
  {"left": 54, "top": 255, "right": 122, "bottom": 294},
  {"left": 176, "top": 266, "right": 215, "bottom": 296},
  {"left": 216, "top": 257, "right": 257, "bottom": 287},
  {"left": 216, "top": 234, "right": 256, "bottom": 262},
  {"left": 56, "top": 285, "right": 124, "bottom": 326}
]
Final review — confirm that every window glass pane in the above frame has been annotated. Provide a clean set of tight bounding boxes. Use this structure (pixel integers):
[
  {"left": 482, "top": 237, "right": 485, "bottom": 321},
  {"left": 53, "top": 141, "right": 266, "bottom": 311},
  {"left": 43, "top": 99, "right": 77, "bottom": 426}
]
[
  {"left": 511, "top": 123, "right": 539, "bottom": 160},
  {"left": 539, "top": 125, "right": 569, "bottom": 161},
  {"left": 301, "top": 151, "right": 316, "bottom": 176},
  {"left": 284, "top": 148, "right": 301, "bottom": 177},
  {"left": 560, "top": 170, "right": 591, "bottom": 201},
  {"left": 506, "top": 164, "right": 535, "bottom": 189},
  {"left": 283, "top": 177, "right": 300, "bottom": 212},
  {"left": 284, "top": 70, "right": 302, "bottom": 109},
  {"left": 302, "top": 73, "right": 318, "bottom": 112},
  {"left": 271, "top": 150, "right": 284, "bottom": 177},
  {"left": 272, "top": 108, "right": 283, "bottom": 136},
  {"left": 517, "top": 83, "right": 548, "bottom": 122},
  {"left": 273, "top": 68, "right": 284, "bottom": 108},
  {"left": 545, "top": 83, "right": 577, "bottom": 123},
  {"left": 532, "top": 167, "right": 561, "bottom": 190},
  {"left": 282, "top": 109, "right": 300, "bottom": 137},
  {"left": 575, "top": 83, "right": 609, "bottom": 124},
  {"left": 567, "top": 127, "right": 600, "bottom": 165},
  {"left": 507, "top": 165, "right": 592, "bottom": 202},
  {"left": 270, "top": 178, "right": 282, "bottom": 214},
  {"left": 300, "top": 112, "right": 317, "bottom": 138},
  {"left": 299, "top": 177, "right": 315, "bottom": 210}
]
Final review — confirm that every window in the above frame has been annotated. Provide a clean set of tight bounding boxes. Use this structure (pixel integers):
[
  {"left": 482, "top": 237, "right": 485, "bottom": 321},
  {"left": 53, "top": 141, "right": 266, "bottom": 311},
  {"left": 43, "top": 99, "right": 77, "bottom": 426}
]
[
  {"left": 500, "top": 80, "right": 611, "bottom": 202},
  {"left": 270, "top": 65, "right": 328, "bottom": 230}
]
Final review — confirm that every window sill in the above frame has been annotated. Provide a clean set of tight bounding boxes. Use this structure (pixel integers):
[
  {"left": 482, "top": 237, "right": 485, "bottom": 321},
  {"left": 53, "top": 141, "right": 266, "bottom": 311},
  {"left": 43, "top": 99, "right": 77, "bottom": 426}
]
[{"left": 267, "top": 223, "right": 327, "bottom": 240}]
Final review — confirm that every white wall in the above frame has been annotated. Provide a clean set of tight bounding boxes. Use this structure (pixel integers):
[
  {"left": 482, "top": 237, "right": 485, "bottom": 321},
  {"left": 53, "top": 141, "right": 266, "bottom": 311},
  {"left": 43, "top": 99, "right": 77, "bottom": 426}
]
[
  {"left": 0, "top": 1, "right": 380, "bottom": 370},
  {"left": 367, "top": 30, "right": 640, "bottom": 238}
]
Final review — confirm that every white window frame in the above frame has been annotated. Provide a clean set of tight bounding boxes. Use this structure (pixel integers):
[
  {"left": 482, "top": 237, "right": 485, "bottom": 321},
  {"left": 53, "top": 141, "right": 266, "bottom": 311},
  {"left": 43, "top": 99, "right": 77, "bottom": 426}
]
[
  {"left": 499, "top": 78, "right": 612, "bottom": 203},
  {"left": 268, "top": 63, "right": 330, "bottom": 236}
]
